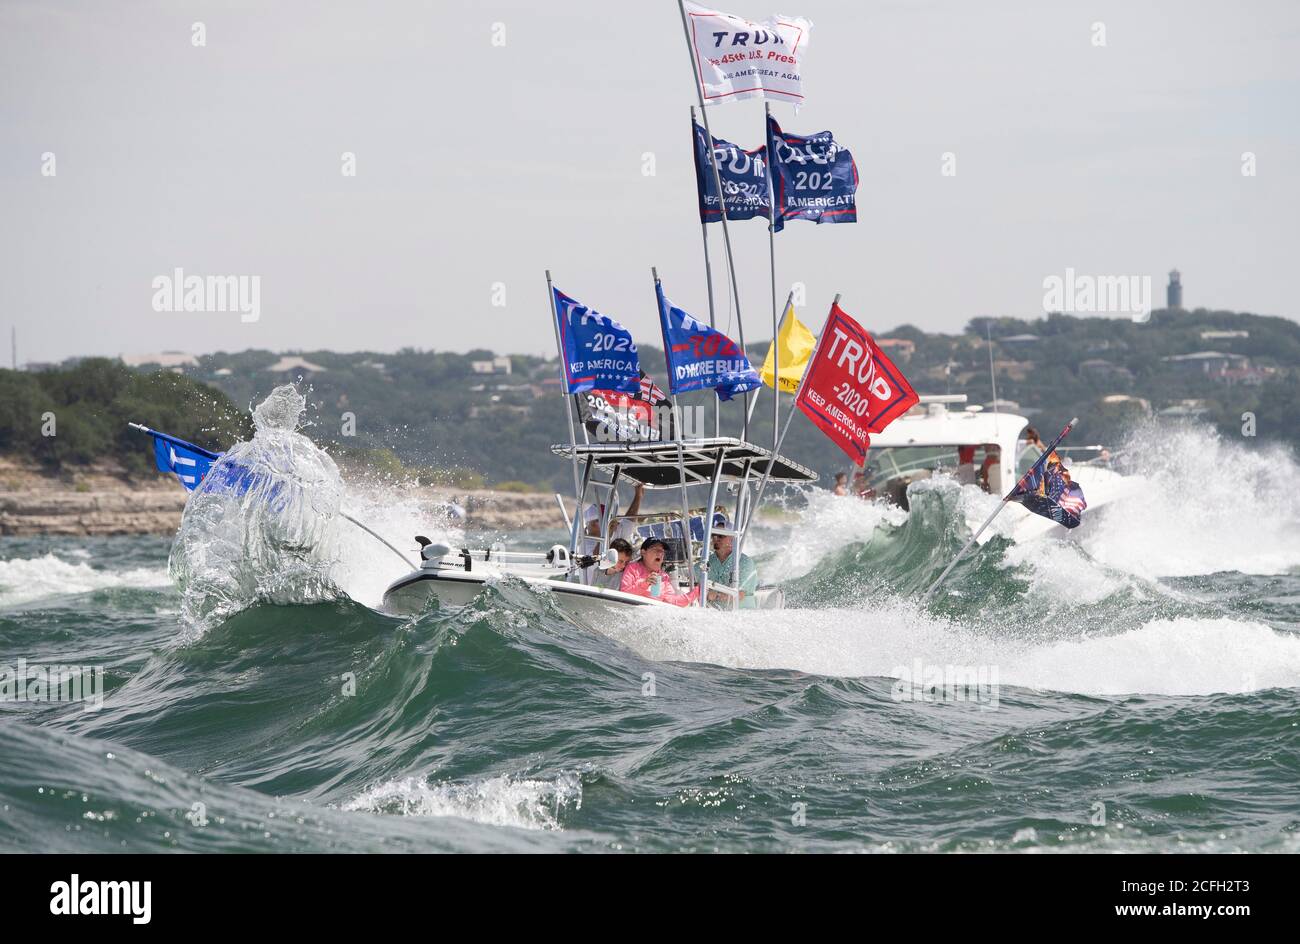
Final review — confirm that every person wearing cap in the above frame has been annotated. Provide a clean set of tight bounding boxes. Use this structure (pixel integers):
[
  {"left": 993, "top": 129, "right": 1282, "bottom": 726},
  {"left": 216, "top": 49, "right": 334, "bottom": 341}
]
[
  {"left": 619, "top": 537, "right": 699, "bottom": 606},
  {"left": 696, "top": 514, "right": 759, "bottom": 609}
]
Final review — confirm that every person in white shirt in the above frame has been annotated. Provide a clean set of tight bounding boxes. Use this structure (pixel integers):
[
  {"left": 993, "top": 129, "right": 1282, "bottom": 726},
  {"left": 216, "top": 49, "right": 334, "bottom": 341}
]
[{"left": 581, "top": 482, "right": 644, "bottom": 582}]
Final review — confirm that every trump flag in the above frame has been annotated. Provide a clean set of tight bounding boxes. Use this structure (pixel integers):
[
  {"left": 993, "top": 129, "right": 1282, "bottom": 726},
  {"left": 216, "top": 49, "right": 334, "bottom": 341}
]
[
  {"left": 795, "top": 302, "right": 918, "bottom": 463},
  {"left": 682, "top": 2, "right": 812, "bottom": 107},
  {"left": 766, "top": 114, "right": 858, "bottom": 233},
  {"left": 692, "top": 121, "right": 771, "bottom": 223},
  {"left": 657, "top": 282, "right": 761, "bottom": 402},
  {"left": 553, "top": 287, "right": 642, "bottom": 395}
]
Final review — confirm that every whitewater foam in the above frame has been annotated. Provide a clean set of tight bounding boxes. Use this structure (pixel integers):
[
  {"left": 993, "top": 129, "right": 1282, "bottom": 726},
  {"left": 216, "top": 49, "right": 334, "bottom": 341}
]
[
  {"left": 749, "top": 487, "right": 907, "bottom": 581},
  {"left": 998, "top": 539, "right": 1130, "bottom": 606},
  {"left": 608, "top": 605, "right": 1300, "bottom": 697},
  {"left": 1080, "top": 424, "right": 1300, "bottom": 578},
  {"left": 331, "top": 480, "right": 465, "bottom": 608},
  {"left": 343, "top": 771, "right": 582, "bottom": 831},
  {"left": 0, "top": 554, "right": 170, "bottom": 608}
]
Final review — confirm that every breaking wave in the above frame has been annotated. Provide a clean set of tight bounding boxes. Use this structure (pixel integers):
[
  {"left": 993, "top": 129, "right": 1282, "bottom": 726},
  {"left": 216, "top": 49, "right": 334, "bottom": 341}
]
[{"left": 168, "top": 385, "right": 345, "bottom": 630}]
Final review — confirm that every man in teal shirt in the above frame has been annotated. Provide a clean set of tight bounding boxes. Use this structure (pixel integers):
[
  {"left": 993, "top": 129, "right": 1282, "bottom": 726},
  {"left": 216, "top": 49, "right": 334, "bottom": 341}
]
[{"left": 698, "top": 520, "right": 759, "bottom": 609}]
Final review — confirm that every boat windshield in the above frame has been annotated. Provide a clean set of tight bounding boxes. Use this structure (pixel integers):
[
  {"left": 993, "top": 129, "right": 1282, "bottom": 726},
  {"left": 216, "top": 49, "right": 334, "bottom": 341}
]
[
  {"left": 868, "top": 446, "right": 962, "bottom": 502},
  {"left": 868, "top": 442, "right": 1037, "bottom": 506}
]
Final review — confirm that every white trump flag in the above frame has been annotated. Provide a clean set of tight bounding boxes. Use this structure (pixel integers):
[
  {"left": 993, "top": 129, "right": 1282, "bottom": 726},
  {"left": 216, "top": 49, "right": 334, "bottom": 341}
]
[{"left": 683, "top": 2, "right": 812, "bottom": 107}]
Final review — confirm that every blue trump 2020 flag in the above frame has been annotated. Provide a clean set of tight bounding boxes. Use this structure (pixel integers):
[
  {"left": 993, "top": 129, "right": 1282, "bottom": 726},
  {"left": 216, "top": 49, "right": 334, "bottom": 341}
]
[
  {"left": 554, "top": 288, "right": 641, "bottom": 395},
  {"left": 766, "top": 115, "right": 858, "bottom": 233},
  {"left": 656, "top": 282, "right": 761, "bottom": 402},
  {"left": 692, "top": 121, "right": 771, "bottom": 224}
]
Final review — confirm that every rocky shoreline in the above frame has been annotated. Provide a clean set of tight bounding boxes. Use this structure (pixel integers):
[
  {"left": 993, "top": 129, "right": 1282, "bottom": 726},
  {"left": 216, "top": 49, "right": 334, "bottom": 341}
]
[{"left": 0, "top": 460, "right": 562, "bottom": 537}]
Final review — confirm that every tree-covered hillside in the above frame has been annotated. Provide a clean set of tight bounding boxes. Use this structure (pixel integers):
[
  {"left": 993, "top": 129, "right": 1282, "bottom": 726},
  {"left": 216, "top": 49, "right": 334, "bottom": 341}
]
[
  {"left": 3, "top": 305, "right": 1294, "bottom": 488},
  {"left": 0, "top": 359, "right": 250, "bottom": 476}
]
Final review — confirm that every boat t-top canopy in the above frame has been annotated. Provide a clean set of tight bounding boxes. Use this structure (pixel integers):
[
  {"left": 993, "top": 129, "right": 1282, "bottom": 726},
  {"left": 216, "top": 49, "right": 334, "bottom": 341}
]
[{"left": 550, "top": 437, "right": 818, "bottom": 488}]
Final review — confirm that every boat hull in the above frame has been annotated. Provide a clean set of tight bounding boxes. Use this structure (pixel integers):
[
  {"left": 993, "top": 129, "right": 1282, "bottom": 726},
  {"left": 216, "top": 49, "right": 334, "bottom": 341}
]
[
  {"left": 383, "top": 569, "right": 666, "bottom": 618},
  {"left": 381, "top": 569, "right": 783, "bottom": 617}
]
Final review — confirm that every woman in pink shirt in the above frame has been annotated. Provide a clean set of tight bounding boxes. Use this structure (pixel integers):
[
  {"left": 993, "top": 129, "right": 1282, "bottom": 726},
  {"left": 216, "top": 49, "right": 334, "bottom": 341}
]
[{"left": 620, "top": 538, "right": 699, "bottom": 607}]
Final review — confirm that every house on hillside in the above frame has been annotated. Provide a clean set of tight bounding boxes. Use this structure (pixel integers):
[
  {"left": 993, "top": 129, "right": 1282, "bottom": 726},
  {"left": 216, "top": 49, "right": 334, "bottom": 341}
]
[
  {"left": 876, "top": 338, "right": 915, "bottom": 361},
  {"left": 1159, "top": 399, "right": 1210, "bottom": 418},
  {"left": 265, "top": 355, "right": 327, "bottom": 373},
  {"left": 1161, "top": 351, "right": 1249, "bottom": 380},
  {"left": 471, "top": 356, "right": 512, "bottom": 375},
  {"left": 1078, "top": 359, "right": 1134, "bottom": 383},
  {"left": 531, "top": 377, "right": 562, "bottom": 398},
  {"left": 121, "top": 352, "right": 199, "bottom": 369},
  {"left": 1218, "top": 366, "right": 1272, "bottom": 387},
  {"left": 1101, "top": 394, "right": 1152, "bottom": 414},
  {"left": 992, "top": 359, "right": 1034, "bottom": 381}
]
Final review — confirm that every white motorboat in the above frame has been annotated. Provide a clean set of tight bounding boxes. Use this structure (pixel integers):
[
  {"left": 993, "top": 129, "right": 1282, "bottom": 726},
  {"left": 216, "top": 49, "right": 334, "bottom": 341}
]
[
  {"left": 866, "top": 395, "right": 1133, "bottom": 543},
  {"left": 380, "top": 437, "right": 818, "bottom": 617}
]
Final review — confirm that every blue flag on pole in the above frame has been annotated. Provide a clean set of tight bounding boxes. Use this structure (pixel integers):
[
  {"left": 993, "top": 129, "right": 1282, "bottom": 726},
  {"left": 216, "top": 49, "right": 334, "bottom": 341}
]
[
  {"left": 766, "top": 115, "right": 858, "bottom": 233},
  {"left": 692, "top": 121, "right": 771, "bottom": 223},
  {"left": 138, "top": 425, "right": 266, "bottom": 497},
  {"left": 656, "top": 282, "right": 761, "bottom": 402},
  {"left": 146, "top": 428, "right": 221, "bottom": 490},
  {"left": 553, "top": 287, "right": 642, "bottom": 395}
]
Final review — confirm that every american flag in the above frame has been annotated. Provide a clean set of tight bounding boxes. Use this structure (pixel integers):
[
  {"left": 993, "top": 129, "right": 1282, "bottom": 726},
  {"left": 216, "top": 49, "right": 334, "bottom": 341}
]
[
  {"left": 1057, "top": 483, "right": 1087, "bottom": 516},
  {"left": 1009, "top": 422, "right": 1087, "bottom": 528},
  {"left": 638, "top": 370, "right": 668, "bottom": 404}
]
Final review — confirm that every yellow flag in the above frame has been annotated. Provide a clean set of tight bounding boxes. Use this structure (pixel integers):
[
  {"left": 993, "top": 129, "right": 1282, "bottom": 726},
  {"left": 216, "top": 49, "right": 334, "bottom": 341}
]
[{"left": 760, "top": 303, "right": 816, "bottom": 394}]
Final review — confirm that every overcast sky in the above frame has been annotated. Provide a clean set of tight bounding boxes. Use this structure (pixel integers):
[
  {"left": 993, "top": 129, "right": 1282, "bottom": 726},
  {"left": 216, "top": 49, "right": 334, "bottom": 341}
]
[{"left": 2, "top": 0, "right": 1297, "bottom": 365}]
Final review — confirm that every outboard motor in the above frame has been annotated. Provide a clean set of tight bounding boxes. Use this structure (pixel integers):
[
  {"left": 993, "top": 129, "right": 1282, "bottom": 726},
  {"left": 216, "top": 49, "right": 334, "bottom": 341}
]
[
  {"left": 545, "top": 544, "right": 571, "bottom": 570},
  {"left": 415, "top": 536, "right": 451, "bottom": 569}
]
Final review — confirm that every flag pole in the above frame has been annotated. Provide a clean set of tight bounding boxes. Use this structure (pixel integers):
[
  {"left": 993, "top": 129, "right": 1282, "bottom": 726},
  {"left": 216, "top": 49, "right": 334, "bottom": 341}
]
[
  {"left": 745, "top": 293, "right": 837, "bottom": 531},
  {"left": 765, "top": 101, "right": 780, "bottom": 460},
  {"left": 546, "top": 270, "right": 582, "bottom": 501},
  {"left": 654, "top": 265, "right": 697, "bottom": 591},
  {"left": 748, "top": 287, "right": 794, "bottom": 430},
  {"left": 692, "top": 106, "right": 721, "bottom": 438},
  {"left": 921, "top": 417, "right": 1078, "bottom": 604},
  {"left": 677, "top": 0, "right": 748, "bottom": 441}
]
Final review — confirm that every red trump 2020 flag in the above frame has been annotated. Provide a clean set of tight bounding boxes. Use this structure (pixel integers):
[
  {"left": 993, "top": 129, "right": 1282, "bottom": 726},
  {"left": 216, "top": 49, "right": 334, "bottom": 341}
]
[{"left": 795, "top": 302, "right": 919, "bottom": 464}]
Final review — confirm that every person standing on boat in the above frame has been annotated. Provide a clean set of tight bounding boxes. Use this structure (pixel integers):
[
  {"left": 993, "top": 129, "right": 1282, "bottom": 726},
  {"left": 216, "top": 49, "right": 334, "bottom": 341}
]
[
  {"left": 832, "top": 472, "right": 849, "bottom": 496},
  {"left": 978, "top": 444, "right": 1001, "bottom": 493},
  {"left": 696, "top": 517, "right": 758, "bottom": 609},
  {"left": 955, "top": 446, "right": 978, "bottom": 486},
  {"left": 620, "top": 538, "right": 698, "bottom": 606},
  {"left": 1017, "top": 427, "right": 1045, "bottom": 475}
]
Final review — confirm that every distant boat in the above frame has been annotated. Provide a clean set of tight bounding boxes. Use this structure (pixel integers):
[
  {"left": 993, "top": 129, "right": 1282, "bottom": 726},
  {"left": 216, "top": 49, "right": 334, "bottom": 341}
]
[{"left": 865, "top": 395, "right": 1133, "bottom": 544}]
